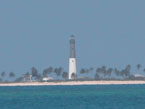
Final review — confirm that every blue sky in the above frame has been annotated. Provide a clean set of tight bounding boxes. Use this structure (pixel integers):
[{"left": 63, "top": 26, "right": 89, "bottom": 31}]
[{"left": 0, "top": 0, "right": 145, "bottom": 77}]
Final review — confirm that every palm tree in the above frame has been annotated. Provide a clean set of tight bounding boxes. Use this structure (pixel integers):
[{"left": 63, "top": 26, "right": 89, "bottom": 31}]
[
  {"left": 47, "top": 67, "right": 53, "bottom": 74},
  {"left": 124, "top": 70, "right": 130, "bottom": 78},
  {"left": 137, "top": 64, "right": 141, "bottom": 70},
  {"left": 100, "top": 66, "right": 106, "bottom": 78},
  {"left": 96, "top": 68, "right": 101, "bottom": 73},
  {"left": 119, "top": 70, "right": 124, "bottom": 79},
  {"left": 105, "top": 68, "right": 113, "bottom": 77},
  {"left": 95, "top": 73, "right": 100, "bottom": 80},
  {"left": 80, "top": 69, "right": 86, "bottom": 74},
  {"left": 126, "top": 65, "right": 131, "bottom": 71},
  {"left": 143, "top": 69, "right": 145, "bottom": 73},
  {"left": 116, "top": 65, "right": 131, "bottom": 79},
  {"left": 136, "top": 64, "right": 141, "bottom": 75},
  {"left": 114, "top": 68, "right": 120, "bottom": 76},
  {"left": 62, "top": 72, "right": 68, "bottom": 80},
  {"left": 54, "top": 67, "right": 63, "bottom": 76},
  {"left": 101, "top": 66, "right": 106, "bottom": 73},
  {"left": 80, "top": 68, "right": 90, "bottom": 78},
  {"left": 124, "top": 65, "right": 131, "bottom": 77},
  {"left": 43, "top": 69, "right": 48, "bottom": 77},
  {"left": 43, "top": 68, "right": 49, "bottom": 77},
  {"left": 31, "top": 67, "right": 38, "bottom": 77},
  {"left": 1, "top": 72, "right": 6, "bottom": 78},
  {"left": 9, "top": 72, "right": 15, "bottom": 78},
  {"left": 43, "top": 67, "right": 53, "bottom": 77}
]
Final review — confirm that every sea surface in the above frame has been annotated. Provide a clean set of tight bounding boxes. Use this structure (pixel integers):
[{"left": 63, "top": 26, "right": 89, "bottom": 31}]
[{"left": 0, "top": 85, "right": 145, "bottom": 109}]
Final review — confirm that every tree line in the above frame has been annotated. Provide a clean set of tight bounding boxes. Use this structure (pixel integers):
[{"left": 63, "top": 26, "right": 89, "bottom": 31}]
[
  {"left": 0, "top": 64, "right": 145, "bottom": 82},
  {"left": 80, "top": 64, "right": 145, "bottom": 80}
]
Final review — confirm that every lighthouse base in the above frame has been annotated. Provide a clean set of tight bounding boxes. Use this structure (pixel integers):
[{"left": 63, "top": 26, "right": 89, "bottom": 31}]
[{"left": 69, "top": 58, "right": 77, "bottom": 79}]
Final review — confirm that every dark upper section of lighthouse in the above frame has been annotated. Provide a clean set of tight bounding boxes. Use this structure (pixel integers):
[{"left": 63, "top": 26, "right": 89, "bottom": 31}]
[{"left": 70, "top": 35, "right": 76, "bottom": 58}]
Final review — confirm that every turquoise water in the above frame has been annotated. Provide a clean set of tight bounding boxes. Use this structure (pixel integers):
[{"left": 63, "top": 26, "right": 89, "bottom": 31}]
[{"left": 0, "top": 85, "right": 145, "bottom": 109}]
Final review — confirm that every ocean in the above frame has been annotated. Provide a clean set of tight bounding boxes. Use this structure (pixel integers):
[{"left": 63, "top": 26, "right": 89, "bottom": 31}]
[{"left": 0, "top": 85, "right": 145, "bottom": 109}]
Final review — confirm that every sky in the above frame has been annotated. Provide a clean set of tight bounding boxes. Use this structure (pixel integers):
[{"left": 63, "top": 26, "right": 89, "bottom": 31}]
[{"left": 0, "top": 0, "right": 145, "bottom": 77}]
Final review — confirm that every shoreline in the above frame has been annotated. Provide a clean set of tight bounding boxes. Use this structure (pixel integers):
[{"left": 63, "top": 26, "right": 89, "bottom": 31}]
[{"left": 0, "top": 81, "right": 145, "bottom": 86}]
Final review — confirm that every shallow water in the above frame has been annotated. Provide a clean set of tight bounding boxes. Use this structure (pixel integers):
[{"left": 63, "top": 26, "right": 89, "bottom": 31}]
[{"left": 0, "top": 85, "right": 145, "bottom": 109}]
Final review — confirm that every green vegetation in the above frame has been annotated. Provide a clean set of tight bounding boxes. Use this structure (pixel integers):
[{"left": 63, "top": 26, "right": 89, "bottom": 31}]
[{"left": 0, "top": 64, "right": 145, "bottom": 83}]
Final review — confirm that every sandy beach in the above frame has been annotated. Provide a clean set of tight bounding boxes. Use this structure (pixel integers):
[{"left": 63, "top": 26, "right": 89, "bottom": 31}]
[{"left": 0, "top": 81, "right": 145, "bottom": 86}]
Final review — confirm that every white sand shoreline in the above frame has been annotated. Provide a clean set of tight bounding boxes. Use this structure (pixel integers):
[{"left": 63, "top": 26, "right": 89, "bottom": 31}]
[{"left": 0, "top": 81, "right": 145, "bottom": 86}]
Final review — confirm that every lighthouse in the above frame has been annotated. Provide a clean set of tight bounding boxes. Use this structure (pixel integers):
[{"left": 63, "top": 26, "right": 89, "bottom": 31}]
[{"left": 69, "top": 35, "right": 77, "bottom": 79}]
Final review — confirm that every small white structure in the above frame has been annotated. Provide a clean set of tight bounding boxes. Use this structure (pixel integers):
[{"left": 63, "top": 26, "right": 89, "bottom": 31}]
[
  {"left": 42, "top": 77, "right": 53, "bottom": 82},
  {"left": 133, "top": 74, "right": 145, "bottom": 78},
  {"left": 131, "top": 74, "right": 145, "bottom": 80},
  {"left": 69, "top": 35, "right": 77, "bottom": 79},
  {"left": 23, "top": 74, "right": 32, "bottom": 82}
]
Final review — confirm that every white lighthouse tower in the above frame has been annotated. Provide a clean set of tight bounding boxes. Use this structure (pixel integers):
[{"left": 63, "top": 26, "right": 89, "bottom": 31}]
[{"left": 69, "top": 35, "right": 77, "bottom": 79}]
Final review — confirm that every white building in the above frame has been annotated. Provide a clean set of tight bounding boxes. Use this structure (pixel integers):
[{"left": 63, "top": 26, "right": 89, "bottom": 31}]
[
  {"left": 23, "top": 74, "right": 32, "bottom": 82},
  {"left": 133, "top": 74, "right": 145, "bottom": 78},
  {"left": 42, "top": 77, "right": 53, "bottom": 82}
]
